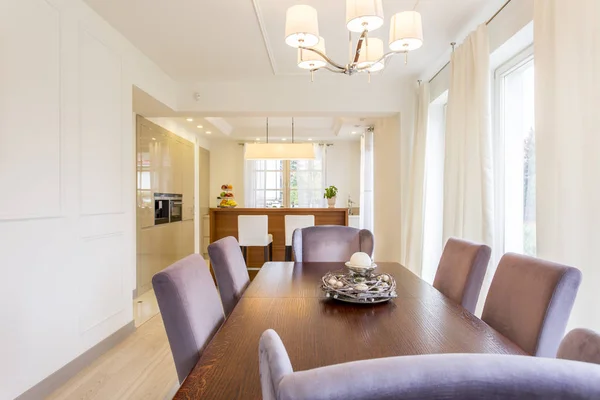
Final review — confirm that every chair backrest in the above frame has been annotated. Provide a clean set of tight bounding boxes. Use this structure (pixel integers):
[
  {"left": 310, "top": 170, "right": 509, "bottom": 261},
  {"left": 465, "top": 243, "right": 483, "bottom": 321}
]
[
  {"left": 482, "top": 253, "right": 582, "bottom": 357},
  {"left": 152, "top": 254, "right": 225, "bottom": 384},
  {"left": 284, "top": 215, "right": 315, "bottom": 246},
  {"left": 208, "top": 236, "right": 250, "bottom": 316},
  {"left": 238, "top": 215, "right": 269, "bottom": 246},
  {"left": 259, "top": 329, "right": 600, "bottom": 400},
  {"left": 433, "top": 237, "right": 491, "bottom": 314},
  {"left": 291, "top": 225, "right": 374, "bottom": 262},
  {"left": 558, "top": 328, "right": 600, "bottom": 365}
]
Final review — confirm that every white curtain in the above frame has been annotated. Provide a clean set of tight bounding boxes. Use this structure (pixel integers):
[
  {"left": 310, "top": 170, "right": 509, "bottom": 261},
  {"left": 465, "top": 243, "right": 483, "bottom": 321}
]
[
  {"left": 360, "top": 129, "right": 374, "bottom": 233},
  {"left": 443, "top": 24, "right": 494, "bottom": 312},
  {"left": 400, "top": 83, "right": 430, "bottom": 276},
  {"left": 534, "top": 0, "right": 600, "bottom": 331},
  {"left": 243, "top": 145, "right": 257, "bottom": 208}
]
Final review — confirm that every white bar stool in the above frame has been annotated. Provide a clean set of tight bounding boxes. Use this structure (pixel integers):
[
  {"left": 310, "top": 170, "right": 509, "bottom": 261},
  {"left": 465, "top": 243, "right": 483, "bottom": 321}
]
[
  {"left": 238, "top": 215, "right": 273, "bottom": 267},
  {"left": 284, "top": 215, "right": 315, "bottom": 261}
]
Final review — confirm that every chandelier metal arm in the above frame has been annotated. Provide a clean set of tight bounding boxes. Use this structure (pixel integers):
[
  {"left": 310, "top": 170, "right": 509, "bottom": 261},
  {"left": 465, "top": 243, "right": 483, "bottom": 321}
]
[
  {"left": 352, "top": 29, "right": 369, "bottom": 65},
  {"left": 314, "top": 66, "right": 347, "bottom": 74},
  {"left": 298, "top": 46, "right": 346, "bottom": 71}
]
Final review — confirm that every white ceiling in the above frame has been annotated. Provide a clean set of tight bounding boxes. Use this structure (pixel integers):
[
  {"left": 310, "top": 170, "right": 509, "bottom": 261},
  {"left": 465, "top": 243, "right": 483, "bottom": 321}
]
[
  {"left": 83, "top": 0, "right": 501, "bottom": 82},
  {"left": 172, "top": 116, "right": 371, "bottom": 141}
]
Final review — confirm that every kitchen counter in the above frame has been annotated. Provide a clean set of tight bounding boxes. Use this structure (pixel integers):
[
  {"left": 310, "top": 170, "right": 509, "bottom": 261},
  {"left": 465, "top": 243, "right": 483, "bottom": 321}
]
[{"left": 209, "top": 208, "right": 348, "bottom": 269}]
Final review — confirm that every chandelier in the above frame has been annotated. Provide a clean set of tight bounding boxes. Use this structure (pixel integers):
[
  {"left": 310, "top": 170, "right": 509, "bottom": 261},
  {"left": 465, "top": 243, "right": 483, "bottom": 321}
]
[{"left": 285, "top": 0, "right": 423, "bottom": 80}]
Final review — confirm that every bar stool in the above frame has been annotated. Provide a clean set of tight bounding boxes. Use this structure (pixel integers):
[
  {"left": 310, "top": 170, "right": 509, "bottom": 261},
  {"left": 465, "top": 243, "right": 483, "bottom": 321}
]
[
  {"left": 284, "top": 215, "right": 315, "bottom": 261},
  {"left": 237, "top": 215, "right": 273, "bottom": 268}
]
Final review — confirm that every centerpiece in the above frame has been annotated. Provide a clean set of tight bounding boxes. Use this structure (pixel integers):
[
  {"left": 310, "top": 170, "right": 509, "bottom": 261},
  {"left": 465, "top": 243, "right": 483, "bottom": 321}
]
[
  {"left": 323, "top": 185, "right": 338, "bottom": 208},
  {"left": 321, "top": 252, "right": 397, "bottom": 303}
]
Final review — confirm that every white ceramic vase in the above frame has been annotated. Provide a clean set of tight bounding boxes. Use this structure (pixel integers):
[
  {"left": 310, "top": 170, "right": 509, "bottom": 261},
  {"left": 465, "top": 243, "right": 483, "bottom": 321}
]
[{"left": 327, "top": 196, "right": 336, "bottom": 208}]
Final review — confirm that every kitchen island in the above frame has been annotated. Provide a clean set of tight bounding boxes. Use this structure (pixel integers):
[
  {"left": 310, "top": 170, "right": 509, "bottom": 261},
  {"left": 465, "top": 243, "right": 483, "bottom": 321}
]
[{"left": 209, "top": 208, "right": 348, "bottom": 271}]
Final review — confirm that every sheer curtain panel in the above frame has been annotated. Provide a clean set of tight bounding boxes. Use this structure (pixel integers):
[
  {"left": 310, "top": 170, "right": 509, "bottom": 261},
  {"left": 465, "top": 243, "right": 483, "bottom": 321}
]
[
  {"left": 360, "top": 130, "right": 374, "bottom": 233},
  {"left": 400, "top": 83, "right": 429, "bottom": 276},
  {"left": 534, "top": 0, "right": 600, "bottom": 331},
  {"left": 443, "top": 24, "right": 494, "bottom": 312}
]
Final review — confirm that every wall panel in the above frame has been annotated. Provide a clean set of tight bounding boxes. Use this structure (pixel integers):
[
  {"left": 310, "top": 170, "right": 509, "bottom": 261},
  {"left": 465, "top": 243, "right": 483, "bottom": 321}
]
[
  {"left": 79, "top": 29, "right": 123, "bottom": 215},
  {"left": 0, "top": 0, "right": 61, "bottom": 220}
]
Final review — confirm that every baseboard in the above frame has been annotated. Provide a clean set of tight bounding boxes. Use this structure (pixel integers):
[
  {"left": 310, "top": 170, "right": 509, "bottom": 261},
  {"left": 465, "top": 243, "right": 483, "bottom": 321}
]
[{"left": 16, "top": 321, "right": 136, "bottom": 400}]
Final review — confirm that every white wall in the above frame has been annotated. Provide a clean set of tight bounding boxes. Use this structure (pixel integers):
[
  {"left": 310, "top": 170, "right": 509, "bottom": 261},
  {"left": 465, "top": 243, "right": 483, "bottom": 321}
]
[
  {"left": 0, "top": 0, "right": 179, "bottom": 398},
  {"left": 325, "top": 142, "right": 361, "bottom": 207}
]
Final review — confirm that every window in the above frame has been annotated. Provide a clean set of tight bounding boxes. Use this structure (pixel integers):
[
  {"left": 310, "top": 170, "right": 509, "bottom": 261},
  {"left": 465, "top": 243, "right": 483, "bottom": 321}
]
[
  {"left": 246, "top": 146, "right": 326, "bottom": 208},
  {"left": 422, "top": 93, "right": 447, "bottom": 284},
  {"left": 494, "top": 48, "right": 536, "bottom": 256}
]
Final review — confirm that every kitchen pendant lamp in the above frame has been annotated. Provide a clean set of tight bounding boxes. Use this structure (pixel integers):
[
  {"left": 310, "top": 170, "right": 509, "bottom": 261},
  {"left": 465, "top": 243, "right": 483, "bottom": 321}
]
[{"left": 244, "top": 118, "right": 316, "bottom": 160}]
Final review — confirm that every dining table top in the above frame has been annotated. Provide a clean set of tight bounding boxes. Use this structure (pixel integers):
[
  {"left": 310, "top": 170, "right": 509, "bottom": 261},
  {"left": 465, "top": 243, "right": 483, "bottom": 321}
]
[{"left": 174, "top": 261, "right": 526, "bottom": 399}]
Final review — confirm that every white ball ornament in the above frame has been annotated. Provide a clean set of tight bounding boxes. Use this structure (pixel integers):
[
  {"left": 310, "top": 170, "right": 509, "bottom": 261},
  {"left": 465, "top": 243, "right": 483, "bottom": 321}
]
[
  {"left": 355, "top": 283, "right": 369, "bottom": 291},
  {"left": 328, "top": 278, "right": 337, "bottom": 286},
  {"left": 335, "top": 281, "right": 344, "bottom": 288},
  {"left": 381, "top": 274, "right": 390, "bottom": 282}
]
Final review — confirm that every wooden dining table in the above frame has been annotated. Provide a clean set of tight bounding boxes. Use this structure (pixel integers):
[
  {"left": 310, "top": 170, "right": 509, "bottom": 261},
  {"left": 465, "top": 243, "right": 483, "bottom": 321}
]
[{"left": 175, "top": 262, "right": 526, "bottom": 399}]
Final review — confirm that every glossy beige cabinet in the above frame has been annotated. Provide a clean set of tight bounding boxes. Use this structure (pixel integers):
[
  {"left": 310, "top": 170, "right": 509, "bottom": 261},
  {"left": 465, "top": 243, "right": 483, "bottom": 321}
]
[
  {"left": 136, "top": 116, "right": 198, "bottom": 295},
  {"left": 182, "top": 142, "right": 195, "bottom": 221}
]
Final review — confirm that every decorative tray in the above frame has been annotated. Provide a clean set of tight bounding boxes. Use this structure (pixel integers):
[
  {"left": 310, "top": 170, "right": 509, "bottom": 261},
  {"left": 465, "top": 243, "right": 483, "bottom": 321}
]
[{"left": 321, "top": 270, "right": 397, "bottom": 304}]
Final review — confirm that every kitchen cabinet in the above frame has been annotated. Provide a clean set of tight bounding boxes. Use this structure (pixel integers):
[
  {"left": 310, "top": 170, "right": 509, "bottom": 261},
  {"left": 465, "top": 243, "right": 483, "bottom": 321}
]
[{"left": 182, "top": 142, "right": 195, "bottom": 220}]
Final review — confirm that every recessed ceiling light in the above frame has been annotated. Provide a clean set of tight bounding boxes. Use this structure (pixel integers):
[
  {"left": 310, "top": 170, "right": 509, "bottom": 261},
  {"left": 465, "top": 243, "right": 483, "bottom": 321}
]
[
  {"left": 282, "top": 138, "right": 287, "bottom": 141},
  {"left": 151, "top": 137, "right": 156, "bottom": 141},
  {"left": 351, "top": 131, "right": 357, "bottom": 134},
  {"left": 186, "top": 118, "right": 193, "bottom": 122},
  {"left": 256, "top": 137, "right": 261, "bottom": 141},
  {"left": 206, "top": 131, "right": 212, "bottom": 135},
  {"left": 197, "top": 125, "right": 203, "bottom": 129},
  {"left": 308, "top": 138, "right": 313, "bottom": 141}
]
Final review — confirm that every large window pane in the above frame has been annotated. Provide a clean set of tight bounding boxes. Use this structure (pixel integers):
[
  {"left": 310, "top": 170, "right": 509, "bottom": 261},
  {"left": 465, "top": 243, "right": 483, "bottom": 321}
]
[{"left": 498, "top": 56, "right": 536, "bottom": 256}]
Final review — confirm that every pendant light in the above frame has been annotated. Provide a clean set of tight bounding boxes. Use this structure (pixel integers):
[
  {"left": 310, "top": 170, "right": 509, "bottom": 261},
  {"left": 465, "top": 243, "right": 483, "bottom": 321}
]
[{"left": 244, "top": 118, "right": 316, "bottom": 160}]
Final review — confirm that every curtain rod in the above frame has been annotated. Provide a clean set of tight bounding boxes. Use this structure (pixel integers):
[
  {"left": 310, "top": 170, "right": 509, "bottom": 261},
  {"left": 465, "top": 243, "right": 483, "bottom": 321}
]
[
  {"left": 237, "top": 142, "right": 333, "bottom": 146},
  {"left": 428, "top": 0, "right": 513, "bottom": 83}
]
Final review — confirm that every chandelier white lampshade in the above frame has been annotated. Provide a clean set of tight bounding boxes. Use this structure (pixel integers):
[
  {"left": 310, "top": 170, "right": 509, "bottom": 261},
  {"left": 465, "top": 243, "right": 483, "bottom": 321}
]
[
  {"left": 298, "top": 37, "right": 327, "bottom": 69},
  {"left": 285, "top": 5, "right": 320, "bottom": 48},
  {"left": 245, "top": 143, "right": 316, "bottom": 160},
  {"left": 357, "top": 37, "right": 385, "bottom": 72},
  {"left": 389, "top": 11, "right": 423, "bottom": 52},
  {"left": 346, "top": 0, "right": 384, "bottom": 33}
]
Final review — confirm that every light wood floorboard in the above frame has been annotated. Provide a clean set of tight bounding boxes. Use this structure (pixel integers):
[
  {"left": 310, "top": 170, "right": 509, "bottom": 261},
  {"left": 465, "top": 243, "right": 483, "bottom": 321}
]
[{"left": 47, "top": 315, "right": 178, "bottom": 400}]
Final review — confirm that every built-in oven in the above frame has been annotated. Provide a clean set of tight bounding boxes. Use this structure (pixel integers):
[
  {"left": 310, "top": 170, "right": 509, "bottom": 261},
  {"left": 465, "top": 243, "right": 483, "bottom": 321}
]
[
  {"left": 169, "top": 195, "right": 183, "bottom": 223},
  {"left": 154, "top": 193, "right": 183, "bottom": 224}
]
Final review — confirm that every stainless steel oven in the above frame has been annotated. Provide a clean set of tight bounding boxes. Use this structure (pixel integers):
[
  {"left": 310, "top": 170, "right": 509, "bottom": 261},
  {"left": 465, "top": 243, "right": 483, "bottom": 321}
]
[
  {"left": 169, "top": 196, "right": 183, "bottom": 223},
  {"left": 154, "top": 193, "right": 183, "bottom": 224}
]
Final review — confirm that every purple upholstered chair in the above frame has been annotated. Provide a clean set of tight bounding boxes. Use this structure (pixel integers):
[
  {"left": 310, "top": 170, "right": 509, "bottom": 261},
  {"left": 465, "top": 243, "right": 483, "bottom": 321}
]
[
  {"left": 558, "top": 328, "right": 600, "bottom": 365},
  {"left": 152, "top": 254, "right": 225, "bottom": 384},
  {"left": 208, "top": 236, "right": 250, "bottom": 317},
  {"left": 292, "top": 226, "right": 374, "bottom": 262},
  {"left": 259, "top": 329, "right": 600, "bottom": 400},
  {"left": 433, "top": 237, "right": 491, "bottom": 314},
  {"left": 481, "top": 253, "right": 582, "bottom": 357}
]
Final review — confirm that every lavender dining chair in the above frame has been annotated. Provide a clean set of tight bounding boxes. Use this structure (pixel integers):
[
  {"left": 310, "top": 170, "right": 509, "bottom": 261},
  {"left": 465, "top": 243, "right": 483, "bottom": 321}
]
[
  {"left": 292, "top": 226, "right": 374, "bottom": 262},
  {"left": 259, "top": 329, "right": 600, "bottom": 400},
  {"left": 558, "top": 328, "right": 600, "bottom": 365},
  {"left": 152, "top": 254, "right": 225, "bottom": 384},
  {"left": 208, "top": 236, "right": 250, "bottom": 317},
  {"left": 481, "top": 253, "right": 582, "bottom": 357},
  {"left": 433, "top": 237, "right": 491, "bottom": 314}
]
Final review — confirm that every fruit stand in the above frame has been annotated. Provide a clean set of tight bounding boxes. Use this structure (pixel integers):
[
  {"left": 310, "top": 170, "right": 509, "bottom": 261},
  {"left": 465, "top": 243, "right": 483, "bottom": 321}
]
[{"left": 217, "top": 184, "right": 238, "bottom": 208}]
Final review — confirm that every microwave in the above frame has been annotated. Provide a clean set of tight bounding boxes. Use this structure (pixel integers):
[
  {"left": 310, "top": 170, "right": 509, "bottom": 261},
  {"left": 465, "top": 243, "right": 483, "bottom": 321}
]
[{"left": 154, "top": 193, "right": 183, "bottom": 224}]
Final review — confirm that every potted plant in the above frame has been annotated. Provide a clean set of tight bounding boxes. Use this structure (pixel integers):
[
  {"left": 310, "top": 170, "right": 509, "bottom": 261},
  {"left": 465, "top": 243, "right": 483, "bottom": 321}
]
[{"left": 323, "top": 185, "right": 338, "bottom": 208}]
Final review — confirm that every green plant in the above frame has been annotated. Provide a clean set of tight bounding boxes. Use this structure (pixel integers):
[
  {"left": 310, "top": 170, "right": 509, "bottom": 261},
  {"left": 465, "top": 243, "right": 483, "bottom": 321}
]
[{"left": 323, "top": 185, "right": 338, "bottom": 199}]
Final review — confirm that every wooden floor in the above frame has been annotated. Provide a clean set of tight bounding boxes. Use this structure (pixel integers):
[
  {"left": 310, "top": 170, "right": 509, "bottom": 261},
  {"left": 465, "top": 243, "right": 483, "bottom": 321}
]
[{"left": 47, "top": 314, "right": 178, "bottom": 400}]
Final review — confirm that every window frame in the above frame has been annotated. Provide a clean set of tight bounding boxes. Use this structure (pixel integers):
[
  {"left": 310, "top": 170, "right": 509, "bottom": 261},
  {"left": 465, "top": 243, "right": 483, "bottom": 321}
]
[
  {"left": 492, "top": 45, "right": 535, "bottom": 261},
  {"left": 250, "top": 158, "right": 325, "bottom": 208}
]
